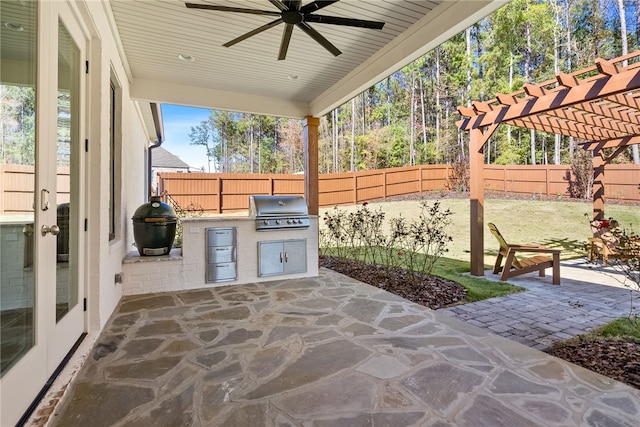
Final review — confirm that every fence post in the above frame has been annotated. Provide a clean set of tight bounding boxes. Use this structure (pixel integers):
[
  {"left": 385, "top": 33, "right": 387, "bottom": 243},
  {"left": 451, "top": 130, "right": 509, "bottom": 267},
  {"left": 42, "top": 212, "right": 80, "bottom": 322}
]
[
  {"left": 546, "top": 165, "right": 550, "bottom": 196},
  {"left": 353, "top": 173, "right": 357, "bottom": 204},
  {"left": 383, "top": 170, "right": 387, "bottom": 199},
  {"left": 503, "top": 166, "right": 507, "bottom": 193},
  {"left": 217, "top": 177, "right": 223, "bottom": 214}
]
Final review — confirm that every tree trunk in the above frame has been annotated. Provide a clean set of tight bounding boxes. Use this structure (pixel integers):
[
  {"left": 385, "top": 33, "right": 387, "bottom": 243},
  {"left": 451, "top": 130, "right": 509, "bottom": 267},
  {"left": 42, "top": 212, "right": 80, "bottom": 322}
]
[
  {"left": 525, "top": 17, "right": 535, "bottom": 165},
  {"left": 350, "top": 98, "right": 356, "bottom": 171},
  {"left": 249, "top": 123, "right": 254, "bottom": 173},
  {"left": 435, "top": 48, "right": 441, "bottom": 156},
  {"left": 553, "top": 2, "right": 562, "bottom": 165},
  {"left": 419, "top": 76, "right": 427, "bottom": 162},
  {"left": 530, "top": 129, "right": 536, "bottom": 165},
  {"left": 616, "top": 0, "right": 639, "bottom": 163},
  {"left": 409, "top": 69, "right": 416, "bottom": 166}
]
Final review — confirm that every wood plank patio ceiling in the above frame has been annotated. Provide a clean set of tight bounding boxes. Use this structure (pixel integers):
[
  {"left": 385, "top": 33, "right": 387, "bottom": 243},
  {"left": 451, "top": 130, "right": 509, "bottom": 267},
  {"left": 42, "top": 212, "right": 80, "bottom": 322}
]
[{"left": 457, "top": 50, "right": 640, "bottom": 152}]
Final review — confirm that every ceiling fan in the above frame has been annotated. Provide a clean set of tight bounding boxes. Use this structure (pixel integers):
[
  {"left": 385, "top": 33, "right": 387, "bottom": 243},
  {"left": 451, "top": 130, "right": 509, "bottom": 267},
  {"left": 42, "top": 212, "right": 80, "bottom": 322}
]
[{"left": 185, "top": 1, "right": 385, "bottom": 60}]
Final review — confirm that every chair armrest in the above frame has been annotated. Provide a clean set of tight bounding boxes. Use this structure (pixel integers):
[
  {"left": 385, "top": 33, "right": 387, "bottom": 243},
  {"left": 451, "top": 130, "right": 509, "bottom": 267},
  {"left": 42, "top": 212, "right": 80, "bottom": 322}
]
[
  {"left": 508, "top": 244, "right": 545, "bottom": 249},
  {"left": 508, "top": 247, "right": 561, "bottom": 255}
]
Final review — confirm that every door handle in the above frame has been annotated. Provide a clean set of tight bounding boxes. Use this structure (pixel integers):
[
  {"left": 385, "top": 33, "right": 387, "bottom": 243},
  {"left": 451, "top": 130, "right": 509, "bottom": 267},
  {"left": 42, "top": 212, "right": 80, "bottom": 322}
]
[
  {"left": 41, "top": 189, "right": 50, "bottom": 211},
  {"left": 41, "top": 224, "right": 60, "bottom": 236}
]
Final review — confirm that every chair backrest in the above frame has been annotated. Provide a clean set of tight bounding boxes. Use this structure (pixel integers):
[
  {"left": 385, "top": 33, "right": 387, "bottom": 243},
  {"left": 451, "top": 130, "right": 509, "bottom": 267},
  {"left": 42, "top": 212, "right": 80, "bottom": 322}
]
[{"left": 488, "top": 222, "right": 509, "bottom": 252}]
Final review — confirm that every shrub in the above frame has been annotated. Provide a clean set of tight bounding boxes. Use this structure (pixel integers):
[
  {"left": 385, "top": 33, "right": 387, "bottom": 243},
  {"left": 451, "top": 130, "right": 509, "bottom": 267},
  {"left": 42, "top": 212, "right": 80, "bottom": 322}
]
[
  {"left": 166, "top": 196, "right": 205, "bottom": 248},
  {"left": 446, "top": 160, "right": 470, "bottom": 193},
  {"left": 609, "top": 227, "right": 640, "bottom": 321},
  {"left": 569, "top": 149, "right": 593, "bottom": 199},
  {"left": 320, "top": 201, "right": 453, "bottom": 286}
]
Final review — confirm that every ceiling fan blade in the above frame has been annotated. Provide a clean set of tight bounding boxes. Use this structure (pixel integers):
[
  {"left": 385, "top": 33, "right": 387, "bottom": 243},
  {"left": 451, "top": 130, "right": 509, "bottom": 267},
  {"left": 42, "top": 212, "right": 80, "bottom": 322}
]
[
  {"left": 297, "top": 22, "right": 341, "bottom": 57},
  {"left": 305, "top": 14, "right": 385, "bottom": 30},
  {"left": 285, "top": 0, "right": 302, "bottom": 11},
  {"left": 268, "top": 0, "right": 288, "bottom": 12},
  {"left": 278, "top": 23, "right": 295, "bottom": 60},
  {"left": 300, "top": 0, "right": 339, "bottom": 14},
  {"left": 223, "top": 19, "right": 283, "bottom": 48},
  {"left": 185, "top": 3, "right": 280, "bottom": 17}
]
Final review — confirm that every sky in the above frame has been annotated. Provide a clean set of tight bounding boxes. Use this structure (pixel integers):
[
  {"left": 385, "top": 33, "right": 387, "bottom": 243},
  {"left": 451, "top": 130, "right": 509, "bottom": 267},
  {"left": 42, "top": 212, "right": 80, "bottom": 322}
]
[{"left": 160, "top": 104, "right": 212, "bottom": 171}]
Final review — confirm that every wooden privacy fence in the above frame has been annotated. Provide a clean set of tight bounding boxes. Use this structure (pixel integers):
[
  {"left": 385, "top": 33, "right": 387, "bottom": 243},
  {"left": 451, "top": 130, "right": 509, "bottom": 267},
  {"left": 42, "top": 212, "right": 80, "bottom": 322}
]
[
  {"left": 0, "top": 164, "right": 70, "bottom": 214},
  {"left": 158, "top": 165, "right": 451, "bottom": 213},
  {"left": 1, "top": 164, "right": 638, "bottom": 214},
  {"left": 157, "top": 164, "right": 640, "bottom": 214}
]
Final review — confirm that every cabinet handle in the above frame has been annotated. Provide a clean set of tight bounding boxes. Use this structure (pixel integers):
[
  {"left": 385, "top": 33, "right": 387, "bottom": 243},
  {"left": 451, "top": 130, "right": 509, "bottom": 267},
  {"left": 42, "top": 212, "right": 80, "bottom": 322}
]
[
  {"left": 284, "top": 252, "right": 288, "bottom": 262},
  {"left": 279, "top": 252, "right": 283, "bottom": 263},
  {"left": 217, "top": 264, "right": 229, "bottom": 268}
]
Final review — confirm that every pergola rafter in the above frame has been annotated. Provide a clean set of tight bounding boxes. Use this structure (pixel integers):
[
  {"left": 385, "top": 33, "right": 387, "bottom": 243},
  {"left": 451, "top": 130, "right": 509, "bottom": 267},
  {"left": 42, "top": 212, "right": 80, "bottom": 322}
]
[{"left": 457, "top": 50, "right": 640, "bottom": 277}]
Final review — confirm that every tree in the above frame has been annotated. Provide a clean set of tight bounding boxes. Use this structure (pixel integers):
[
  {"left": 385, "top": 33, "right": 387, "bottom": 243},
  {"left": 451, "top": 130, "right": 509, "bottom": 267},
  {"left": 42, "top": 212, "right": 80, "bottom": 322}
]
[{"left": 1, "top": 85, "right": 36, "bottom": 165}]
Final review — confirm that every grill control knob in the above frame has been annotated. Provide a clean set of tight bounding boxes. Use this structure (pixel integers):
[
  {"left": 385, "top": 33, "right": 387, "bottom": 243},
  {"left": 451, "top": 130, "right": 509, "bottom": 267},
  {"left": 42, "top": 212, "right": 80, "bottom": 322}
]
[
  {"left": 275, "top": 220, "right": 281, "bottom": 225},
  {"left": 287, "top": 219, "right": 292, "bottom": 224},
  {"left": 262, "top": 220, "right": 268, "bottom": 225}
]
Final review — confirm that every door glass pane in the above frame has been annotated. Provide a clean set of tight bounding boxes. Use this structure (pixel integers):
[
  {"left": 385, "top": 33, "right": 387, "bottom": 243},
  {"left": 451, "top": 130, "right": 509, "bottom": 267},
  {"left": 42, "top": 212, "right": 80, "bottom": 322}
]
[
  {"left": 0, "top": 0, "right": 37, "bottom": 377},
  {"left": 56, "top": 19, "right": 79, "bottom": 322}
]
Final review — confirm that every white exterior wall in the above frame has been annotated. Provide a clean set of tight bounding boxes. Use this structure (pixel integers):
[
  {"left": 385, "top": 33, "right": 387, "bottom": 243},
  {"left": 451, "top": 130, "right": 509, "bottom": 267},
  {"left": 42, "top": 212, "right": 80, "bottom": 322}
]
[{"left": 81, "top": 1, "right": 149, "bottom": 332}]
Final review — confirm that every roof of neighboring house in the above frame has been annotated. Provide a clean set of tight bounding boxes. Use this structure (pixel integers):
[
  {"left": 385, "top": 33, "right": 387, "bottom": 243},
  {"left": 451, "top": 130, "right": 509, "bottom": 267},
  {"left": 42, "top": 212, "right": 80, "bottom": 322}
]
[{"left": 152, "top": 146, "right": 190, "bottom": 169}]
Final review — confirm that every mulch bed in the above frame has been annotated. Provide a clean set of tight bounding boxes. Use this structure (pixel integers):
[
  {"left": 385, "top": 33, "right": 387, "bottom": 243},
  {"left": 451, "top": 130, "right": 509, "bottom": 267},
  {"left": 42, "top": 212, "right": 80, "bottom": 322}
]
[
  {"left": 547, "top": 338, "right": 640, "bottom": 389},
  {"left": 320, "top": 254, "right": 640, "bottom": 390},
  {"left": 319, "top": 256, "right": 466, "bottom": 310}
]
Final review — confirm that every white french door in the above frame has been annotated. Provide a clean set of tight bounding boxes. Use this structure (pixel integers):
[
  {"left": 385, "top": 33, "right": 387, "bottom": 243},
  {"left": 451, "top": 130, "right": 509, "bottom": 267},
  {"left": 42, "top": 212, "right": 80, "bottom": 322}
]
[{"left": 0, "top": 1, "right": 86, "bottom": 425}]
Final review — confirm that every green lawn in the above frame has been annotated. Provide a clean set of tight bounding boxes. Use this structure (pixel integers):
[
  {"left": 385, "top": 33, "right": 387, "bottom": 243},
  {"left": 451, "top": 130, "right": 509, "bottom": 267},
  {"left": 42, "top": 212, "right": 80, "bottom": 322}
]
[
  {"left": 320, "top": 197, "right": 639, "bottom": 265},
  {"left": 319, "top": 196, "right": 639, "bottom": 302}
]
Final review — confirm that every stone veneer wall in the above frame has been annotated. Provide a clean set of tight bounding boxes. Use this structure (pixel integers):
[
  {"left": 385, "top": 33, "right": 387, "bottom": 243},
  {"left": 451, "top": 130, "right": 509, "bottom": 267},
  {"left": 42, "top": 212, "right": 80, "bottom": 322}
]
[{"left": 122, "top": 216, "right": 319, "bottom": 295}]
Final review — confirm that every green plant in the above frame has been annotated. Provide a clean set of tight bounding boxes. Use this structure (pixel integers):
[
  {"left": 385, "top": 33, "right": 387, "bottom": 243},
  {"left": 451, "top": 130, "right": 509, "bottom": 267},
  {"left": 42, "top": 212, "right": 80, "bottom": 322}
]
[
  {"left": 446, "top": 160, "right": 470, "bottom": 192},
  {"left": 387, "top": 201, "right": 453, "bottom": 280},
  {"left": 319, "top": 202, "right": 387, "bottom": 263},
  {"left": 609, "top": 226, "right": 640, "bottom": 320},
  {"left": 569, "top": 149, "right": 593, "bottom": 199},
  {"left": 165, "top": 195, "right": 205, "bottom": 248},
  {"left": 320, "top": 201, "right": 453, "bottom": 287}
]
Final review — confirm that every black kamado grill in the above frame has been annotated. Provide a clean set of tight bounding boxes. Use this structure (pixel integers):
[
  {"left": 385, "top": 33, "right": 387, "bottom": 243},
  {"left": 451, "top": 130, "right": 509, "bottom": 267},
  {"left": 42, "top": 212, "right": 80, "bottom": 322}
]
[
  {"left": 249, "top": 195, "right": 310, "bottom": 231},
  {"left": 132, "top": 196, "right": 177, "bottom": 255}
]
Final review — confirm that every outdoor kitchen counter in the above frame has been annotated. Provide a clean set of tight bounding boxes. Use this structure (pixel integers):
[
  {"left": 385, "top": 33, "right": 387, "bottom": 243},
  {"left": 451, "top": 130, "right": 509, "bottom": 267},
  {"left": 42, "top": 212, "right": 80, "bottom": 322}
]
[{"left": 121, "top": 216, "right": 319, "bottom": 296}]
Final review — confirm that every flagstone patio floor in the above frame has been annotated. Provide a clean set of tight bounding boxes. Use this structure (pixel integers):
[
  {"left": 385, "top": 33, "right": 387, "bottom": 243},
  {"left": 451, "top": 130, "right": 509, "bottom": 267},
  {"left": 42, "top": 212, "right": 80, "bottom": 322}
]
[{"left": 49, "top": 267, "right": 640, "bottom": 426}]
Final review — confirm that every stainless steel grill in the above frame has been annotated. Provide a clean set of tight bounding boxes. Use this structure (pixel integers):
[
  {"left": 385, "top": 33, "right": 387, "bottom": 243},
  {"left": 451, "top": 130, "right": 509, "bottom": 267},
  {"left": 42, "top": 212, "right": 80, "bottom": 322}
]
[{"left": 249, "top": 195, "right": 310, "bottom": 231}]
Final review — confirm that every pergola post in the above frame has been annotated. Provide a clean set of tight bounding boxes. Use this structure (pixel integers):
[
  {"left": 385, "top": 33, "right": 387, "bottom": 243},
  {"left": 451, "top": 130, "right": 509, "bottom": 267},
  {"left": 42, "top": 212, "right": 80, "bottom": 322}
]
[
  {"left": 592, "top": 149, "right": 605, "bottom": 220},
  {"left": 469, "top": 124, "right": 497, "bottom": 276},
  {"left": 303, "top": 116, "right": 320, "bottom": 215}
]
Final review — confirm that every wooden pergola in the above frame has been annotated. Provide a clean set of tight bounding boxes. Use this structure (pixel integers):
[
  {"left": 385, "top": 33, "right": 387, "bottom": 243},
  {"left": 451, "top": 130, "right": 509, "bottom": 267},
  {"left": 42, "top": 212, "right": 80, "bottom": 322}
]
[{"left": 457, "top": 51, "right": 640, "bottom": 276}]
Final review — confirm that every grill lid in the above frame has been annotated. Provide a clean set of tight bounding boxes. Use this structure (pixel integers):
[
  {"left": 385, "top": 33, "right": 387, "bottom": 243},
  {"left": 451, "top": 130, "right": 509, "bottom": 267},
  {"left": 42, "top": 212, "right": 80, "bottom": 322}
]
[{"left": 249, "top": 195, "right": 308, "bottom": 217}]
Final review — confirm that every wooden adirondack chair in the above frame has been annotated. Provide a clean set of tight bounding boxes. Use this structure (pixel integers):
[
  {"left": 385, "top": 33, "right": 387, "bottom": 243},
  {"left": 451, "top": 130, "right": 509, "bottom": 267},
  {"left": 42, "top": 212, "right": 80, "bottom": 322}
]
[{"left": 488, "top": 223, "right": 561, "bottom": 285}]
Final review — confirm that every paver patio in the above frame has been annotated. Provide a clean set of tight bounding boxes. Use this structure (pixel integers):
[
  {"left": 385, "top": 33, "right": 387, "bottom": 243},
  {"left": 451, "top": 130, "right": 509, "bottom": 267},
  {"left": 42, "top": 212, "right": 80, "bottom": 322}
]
[
  {"left": 49, "top": 267, "right": 640, "bottom": 426},
  {"left": 441, "top": 259, "right": 638, "bottom": 350}
]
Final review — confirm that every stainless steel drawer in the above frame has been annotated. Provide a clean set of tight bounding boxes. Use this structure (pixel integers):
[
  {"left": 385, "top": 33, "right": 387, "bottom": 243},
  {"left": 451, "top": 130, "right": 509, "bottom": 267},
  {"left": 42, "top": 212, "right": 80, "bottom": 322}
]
[
  {"left": 208, "top": 245, "right": 235, "bottom": 263},
  {"left": 207, "top": 228, "right": 236, "bottom": 247},
  {"left": 207, "top": 262, "right": 237, "bottom": 282}
]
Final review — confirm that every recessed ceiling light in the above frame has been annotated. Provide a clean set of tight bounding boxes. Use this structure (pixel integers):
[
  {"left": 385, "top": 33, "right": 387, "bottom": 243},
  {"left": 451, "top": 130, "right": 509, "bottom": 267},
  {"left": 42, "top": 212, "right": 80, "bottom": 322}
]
[
  {"left": 177, "top": 53, "right": 195, "bottom": 62},
  {"left": 287, "top": 74, "right": 299, "bottom": 81},
  {"left": 4, "top": 22, "right": 25, "bottom": 32}
]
